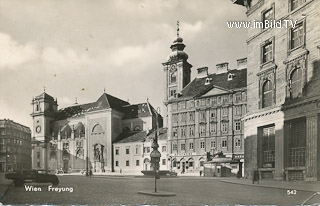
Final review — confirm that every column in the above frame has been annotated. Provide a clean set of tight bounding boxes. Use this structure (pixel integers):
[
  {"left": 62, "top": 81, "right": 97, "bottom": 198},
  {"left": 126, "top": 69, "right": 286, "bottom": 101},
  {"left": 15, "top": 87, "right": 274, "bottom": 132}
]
[
  {"left": 305, "top": 115, "right": 318, "bottom": 181},
  {"left": 274, "top": 121, "right": 284, "bottom": 180}
]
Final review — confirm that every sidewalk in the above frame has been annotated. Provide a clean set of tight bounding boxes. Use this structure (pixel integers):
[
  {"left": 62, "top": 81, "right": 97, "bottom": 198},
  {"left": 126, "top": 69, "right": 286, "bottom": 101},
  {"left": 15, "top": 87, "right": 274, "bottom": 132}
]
[
  {"left": 220, "top": 177, "right": 320, "bottom": 192},
  {"left": 0, "top": 173, "right": 12, "bottom": 201}
]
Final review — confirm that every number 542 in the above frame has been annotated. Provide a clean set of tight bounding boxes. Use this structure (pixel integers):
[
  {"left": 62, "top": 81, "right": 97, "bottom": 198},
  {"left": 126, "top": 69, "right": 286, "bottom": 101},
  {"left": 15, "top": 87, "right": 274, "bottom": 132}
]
[{"left": 287, "top": 189, "right": 297, "bottom": 195}]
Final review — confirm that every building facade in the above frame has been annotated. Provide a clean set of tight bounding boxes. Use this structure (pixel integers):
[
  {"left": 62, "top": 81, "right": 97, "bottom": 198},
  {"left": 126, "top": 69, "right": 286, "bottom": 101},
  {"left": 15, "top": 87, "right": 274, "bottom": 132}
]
[
  {"left": 30, "top": 92, "right": 161, "bottom": 173},
  {"left": 163, "top": 36, "right": 247, "bottom": 175},
  {"left": 233, "top": 0, "right": 320, "bottom": 181},
  {"left": 0, "top": 119, "right": 31, "bottom": 172},
  {"left": 113, "top": 128, "right": 168, "bottom": 174}
]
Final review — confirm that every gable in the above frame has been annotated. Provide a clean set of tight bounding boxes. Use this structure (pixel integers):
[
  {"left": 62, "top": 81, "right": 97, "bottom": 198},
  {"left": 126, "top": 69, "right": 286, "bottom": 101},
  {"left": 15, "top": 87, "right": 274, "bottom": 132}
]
[{"left": 200, "top": 86, "right": 231, "bottom": 97}]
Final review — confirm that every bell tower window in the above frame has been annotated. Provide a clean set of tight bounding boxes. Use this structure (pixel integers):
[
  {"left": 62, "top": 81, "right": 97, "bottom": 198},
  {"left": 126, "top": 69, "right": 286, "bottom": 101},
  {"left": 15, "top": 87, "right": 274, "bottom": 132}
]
[{"left": 170, "top": 70, "right": 177, "bottom": 84}]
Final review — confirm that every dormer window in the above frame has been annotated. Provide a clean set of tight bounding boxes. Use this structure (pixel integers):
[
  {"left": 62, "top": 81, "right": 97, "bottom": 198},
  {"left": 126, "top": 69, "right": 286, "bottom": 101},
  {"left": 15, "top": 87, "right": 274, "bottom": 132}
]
[
  {"left": 205, "top": 77, "right": 212, "bottom": 85},
  {"left": 228, "top": 73, "right": 235, "bottom": 81}
]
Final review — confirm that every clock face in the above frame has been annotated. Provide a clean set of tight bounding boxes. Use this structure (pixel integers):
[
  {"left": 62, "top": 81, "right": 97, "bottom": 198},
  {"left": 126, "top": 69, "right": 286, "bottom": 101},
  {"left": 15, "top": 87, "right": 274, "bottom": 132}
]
[{"left": 36, "top": 126, "right": 41, "bottom": 133}]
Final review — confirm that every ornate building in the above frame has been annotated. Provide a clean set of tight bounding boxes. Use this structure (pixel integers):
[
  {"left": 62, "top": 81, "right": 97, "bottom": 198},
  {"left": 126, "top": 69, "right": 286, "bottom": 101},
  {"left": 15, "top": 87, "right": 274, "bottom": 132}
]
[
  {"left": 233, "top": 0, "right": 320, "bottom": 181},
  {"left": 30, "top": 92, "right": 161, "bottom": 173},
  {"left": 163, "top": 34, "right": 247, "bottom": 175},
  {"left": 0, "top": 119, "right": 31, "bottom": 172}
]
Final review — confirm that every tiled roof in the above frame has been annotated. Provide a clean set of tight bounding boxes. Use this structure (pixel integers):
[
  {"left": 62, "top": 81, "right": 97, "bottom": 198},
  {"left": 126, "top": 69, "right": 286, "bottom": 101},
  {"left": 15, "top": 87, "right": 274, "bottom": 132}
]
[
  {"left": 114, "top": 127, "right": 167, "bottom": 144},
  {"left": 179, "top": 68, "right": 247, "bottom": 99},
  {"left": 57, "top": 93, "right": 129, "bottom": 120}
]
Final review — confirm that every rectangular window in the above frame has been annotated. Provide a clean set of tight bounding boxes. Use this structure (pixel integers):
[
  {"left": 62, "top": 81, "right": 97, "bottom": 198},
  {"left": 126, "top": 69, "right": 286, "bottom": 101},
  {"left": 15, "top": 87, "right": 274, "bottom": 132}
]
[
  {"left": 189, "top": 112, "right": 195, "bottom": 122},
  {"left": 136, "top": 145, "right": 139, "bottom": 154},
  {"left": 162, "top": 145, "right": 166, "bottom": 152},
  {"left": 126, "top": 160, "right": 130, "bottom": 166},
  {"left": 291, "top": 0, "right": 306, "bottom": 11},
  {"left": 201, "top": 99, "right": 206, "bottom": 106},
  {"left": 222, "top": 123, "right": 228, "bottom": 133},
  {"left": 172, "top": 143, "right": 177, "bottom": 151},
  {"left": 210, "top": 123, "right": 217, "bottom": 134},
  {"left": 199, "top": 124, "right": 206, "bottom": 136},
  {"left": 290, "top": 22, "right": 304, "bottom": 50},
  {"left": 223, "top": 96, "right": 228, "bottom": 104},
  {"left": 162, "top": 159, "right": 166, "bottom": 165},
  {"left": 199, "top": 110, "right": 206, "bottom": 122},
  {"left": 143, "top": 147, "right": 150, "bottom": 153},
  {"left": 181, "top": 143, "right": 185, "bottom": 151},
  {"left": 210, "top": 109, "right": 216, "bottom": 119},
  {"left": 262, "top": 41, "right": 273, "bottom": 63},
  {"left": 115, "top": 148, "right": 119, "bottom": 155},
  {"left": 222, "top": 107, "right": 228, "bottom": 117},
  {"left": 189, "top": 142, "right": 194, "bottom": 150},
  {"left": 222, "top": 139, "right": 227, "bottom": 148},
  {"left": 126, "top": 147, "right": 130, "bottom": 155},
  {"left": 235, "top": 93, "right": 241, "bottom": 102},
  {"left": 170, "top": 88, "right": 177, "bottom": 97},
  {"left": 235, "top": 122, "right": 241, "bottom": 131},
  {"left": 211, "top": 140, "right": 216, "bottom": 148},
  {"left": 136, "top": 160, "right": 140, "bottom": 166},
  {"left": 260, "top": 125, "right": 275, "bottom": 167},
  {"left": 211, "top": 97, "right": 217, "bottom": 105},
  {"left": 235, "top": 138, "right": 241, "bottom": 147},
  {"left": 187, "top": 100, "right": 194, "bottom": 108},
  {"left": 180, "top": 112, "right": 187, "bottom": 122},
  {"left": 172, "top": 127, "right": 178, "bottom": 137},
  {"left": 180, "top": 126, "right": 186, "bottom": 137},
  {"left": 262, "top": 8, "right": 274, "bottom": 29},
  {"left": 115, "top": 161, "right": 119, "bottom": 167},
  {"left": 200, "top": 141, "right": 205, "bottom": 149},
  {"left": 189, "top": 125, "right": 194, "bottom": 136},
  {"left": 235, "top": 106, "right": 242, "bottom": 116}
]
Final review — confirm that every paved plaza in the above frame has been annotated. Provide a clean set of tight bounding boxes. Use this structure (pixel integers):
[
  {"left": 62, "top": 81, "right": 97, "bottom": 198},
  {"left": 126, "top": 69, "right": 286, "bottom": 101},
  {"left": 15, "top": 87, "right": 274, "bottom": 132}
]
[{"left": 1, "top": 175, "right": 319, "bottom": 205}]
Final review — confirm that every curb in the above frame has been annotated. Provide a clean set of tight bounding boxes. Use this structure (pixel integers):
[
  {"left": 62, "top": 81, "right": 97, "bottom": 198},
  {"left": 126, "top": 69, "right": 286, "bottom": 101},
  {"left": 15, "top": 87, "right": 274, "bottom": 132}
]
[
  {"left": 220, "top": 180, "right": 319, "bottom": 193},
  {"left": 138, "top": 190, "right": 176, "bottom": 197}
]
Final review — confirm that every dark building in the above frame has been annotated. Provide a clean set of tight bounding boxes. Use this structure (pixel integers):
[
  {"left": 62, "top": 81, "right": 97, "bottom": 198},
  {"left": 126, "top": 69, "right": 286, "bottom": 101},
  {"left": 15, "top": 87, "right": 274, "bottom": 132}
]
[{"left": 0, "top": 119, "right": 31, "bottom": 172}]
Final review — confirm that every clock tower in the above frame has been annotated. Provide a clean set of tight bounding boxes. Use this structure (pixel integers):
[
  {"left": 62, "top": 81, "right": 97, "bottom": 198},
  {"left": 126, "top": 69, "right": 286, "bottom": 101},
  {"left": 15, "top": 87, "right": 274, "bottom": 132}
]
[
  {"left": 162, "top": 22, "right": 192, "bottom": 127},
  {"left": 31, "top": 91, "right": 58, "bottom": 169}
]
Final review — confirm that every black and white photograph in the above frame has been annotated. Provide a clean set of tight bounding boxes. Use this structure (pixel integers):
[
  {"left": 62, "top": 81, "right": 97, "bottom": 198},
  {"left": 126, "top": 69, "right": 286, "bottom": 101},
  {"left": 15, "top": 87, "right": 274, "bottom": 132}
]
[{"left": 0, "top": 0, "right": 320, "bottom": 205}]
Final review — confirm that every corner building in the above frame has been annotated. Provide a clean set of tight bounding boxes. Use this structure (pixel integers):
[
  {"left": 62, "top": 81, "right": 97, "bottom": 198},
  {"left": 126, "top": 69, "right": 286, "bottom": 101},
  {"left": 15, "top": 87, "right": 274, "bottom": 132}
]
[
  {"left": 0, "top": 119, "right": 31, "bottom": 172},
  {"left": 30, "top": 92, "right": 161, "bottom": 173},
  {"left": 233, "top": 0, "right": 320, "bottom": 181},
  {"left": 163, "top": 36, "right": 247, "bottom": 175}
]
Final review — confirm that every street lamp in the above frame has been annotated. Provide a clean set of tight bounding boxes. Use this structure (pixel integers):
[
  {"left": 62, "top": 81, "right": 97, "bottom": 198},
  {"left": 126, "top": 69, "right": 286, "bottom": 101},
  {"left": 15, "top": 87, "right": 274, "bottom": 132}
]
[{"left": 150, "top": 107, "right": 161, "bottom": 193}]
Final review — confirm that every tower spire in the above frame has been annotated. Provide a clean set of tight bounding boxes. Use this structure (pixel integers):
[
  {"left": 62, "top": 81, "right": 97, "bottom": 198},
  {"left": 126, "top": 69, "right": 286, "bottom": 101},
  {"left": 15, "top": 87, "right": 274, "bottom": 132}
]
[
  {"left": 177, "top": 21, "right": 180, "bottom": 38},
  {"left": 43, "top": 86, "right": 46, "bottom": 93}
]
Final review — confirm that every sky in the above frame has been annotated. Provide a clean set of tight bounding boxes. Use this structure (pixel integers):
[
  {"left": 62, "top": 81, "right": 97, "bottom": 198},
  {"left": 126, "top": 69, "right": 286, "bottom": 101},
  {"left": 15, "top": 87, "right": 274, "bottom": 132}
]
[{"left": 0, "top": 0, "right": 247, "bottom": 129}]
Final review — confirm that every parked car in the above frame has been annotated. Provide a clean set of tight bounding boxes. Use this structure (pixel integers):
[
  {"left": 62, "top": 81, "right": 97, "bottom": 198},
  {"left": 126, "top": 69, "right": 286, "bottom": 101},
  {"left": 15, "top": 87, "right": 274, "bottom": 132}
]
[{"left": 5, "top": 169, "right": 59, "bottom": 187}]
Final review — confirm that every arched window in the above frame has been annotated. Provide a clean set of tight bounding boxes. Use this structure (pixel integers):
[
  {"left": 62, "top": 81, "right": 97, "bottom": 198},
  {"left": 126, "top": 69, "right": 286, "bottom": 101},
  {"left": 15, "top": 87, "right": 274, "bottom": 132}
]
[
  {"left": 262, "top": 80, "right": 273, "bottom": 108},
  {"left": 50, "top": 151, "right": 56, "bottom": 160},
  {"left": 74, "top": 122, "right": 85, "bottom": 138},
  {"left": 92, "top": 124, "right": 104, "bottom": 135},
  {"left": 170, "top": 71, "right": 177, "bottom": 84},
  {"left": 290, "top": 68, "right": 302, "bottom": 99}
]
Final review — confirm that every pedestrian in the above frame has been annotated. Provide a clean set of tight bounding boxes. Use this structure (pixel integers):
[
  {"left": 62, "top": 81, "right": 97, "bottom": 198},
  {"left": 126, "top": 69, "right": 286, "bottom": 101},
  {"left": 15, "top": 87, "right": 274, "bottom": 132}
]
[
  {"left": 89, "top": 169, "right": 92, "bottom": 178},
  {"left": 200, "top": 170, "right": 202, "bottom": 176}
]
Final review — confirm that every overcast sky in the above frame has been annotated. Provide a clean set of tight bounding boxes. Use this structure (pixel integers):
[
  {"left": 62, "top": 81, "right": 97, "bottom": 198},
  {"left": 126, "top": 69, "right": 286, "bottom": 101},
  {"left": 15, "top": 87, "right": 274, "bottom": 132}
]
[{"left": 0, "top": 0, "right": 247, "bottom": 128}]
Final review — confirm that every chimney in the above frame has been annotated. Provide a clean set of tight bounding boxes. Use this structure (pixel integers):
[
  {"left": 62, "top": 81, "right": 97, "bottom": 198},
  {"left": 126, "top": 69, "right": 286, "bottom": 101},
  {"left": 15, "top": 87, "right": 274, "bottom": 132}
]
[
  {"left": 216, "top": 62, "right": 229, "bottom": 74},
  {"left": 197, "top": 67, "right": 209, "bottom": 78},
  {"left": 237, "top": 58, "right": 247, "bottom": 69}
]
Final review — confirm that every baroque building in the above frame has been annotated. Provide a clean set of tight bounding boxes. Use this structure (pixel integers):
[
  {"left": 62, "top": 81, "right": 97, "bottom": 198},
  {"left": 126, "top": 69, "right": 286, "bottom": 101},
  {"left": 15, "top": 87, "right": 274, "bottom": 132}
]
[
  {"left": 163, "top": 35, "right": 247, "bottom": 175},
  {"left": 0, "top": 119, "right": 31, "bottom": 172},
  {"left": 30, "top": 92, "right": 161, "bottom": 173},
  {"left": 233, "top": 0, "right": 320, "bottom": 181}
]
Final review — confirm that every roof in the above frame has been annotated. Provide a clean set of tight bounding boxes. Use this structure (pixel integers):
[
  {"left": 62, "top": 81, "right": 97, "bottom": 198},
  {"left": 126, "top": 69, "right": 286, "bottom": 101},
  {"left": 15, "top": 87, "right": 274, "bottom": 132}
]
[
  {"left": 179, "top": 68, "right": 247, "bottom": 99},
  {"left": 114, "top": 127, "right": 167, "bottom": 144},
  {"left": 35, "top": 92, "right": 55, "bottom": 101},
  {"left": 57, "top": 93, "right": 129, "bottom": 120},
  {"left": 0, "top": 119, "right": 31, "bottom": 133}
]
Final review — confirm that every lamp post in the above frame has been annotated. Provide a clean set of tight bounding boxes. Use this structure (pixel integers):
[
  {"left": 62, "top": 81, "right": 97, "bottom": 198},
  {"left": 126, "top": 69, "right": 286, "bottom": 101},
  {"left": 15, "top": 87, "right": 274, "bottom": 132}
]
[{"left": 150, "top": 107, "right": 161, "bottom": 193}]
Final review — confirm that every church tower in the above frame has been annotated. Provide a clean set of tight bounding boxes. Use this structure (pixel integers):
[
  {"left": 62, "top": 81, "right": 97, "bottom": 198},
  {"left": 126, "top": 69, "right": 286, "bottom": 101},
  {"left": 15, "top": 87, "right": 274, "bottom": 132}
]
[
  {"left": 30, "top": 90, "right": 58, "bottom": 169},
  {"left": 162, "top": 21, "right": 192, "bottom": 127}
]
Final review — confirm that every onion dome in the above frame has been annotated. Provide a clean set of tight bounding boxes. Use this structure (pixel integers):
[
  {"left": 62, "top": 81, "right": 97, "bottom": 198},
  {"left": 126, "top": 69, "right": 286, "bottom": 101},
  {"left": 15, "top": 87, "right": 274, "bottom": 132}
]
[{"left": 167, "top": 37, "right": 188, "bottom": 61}]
